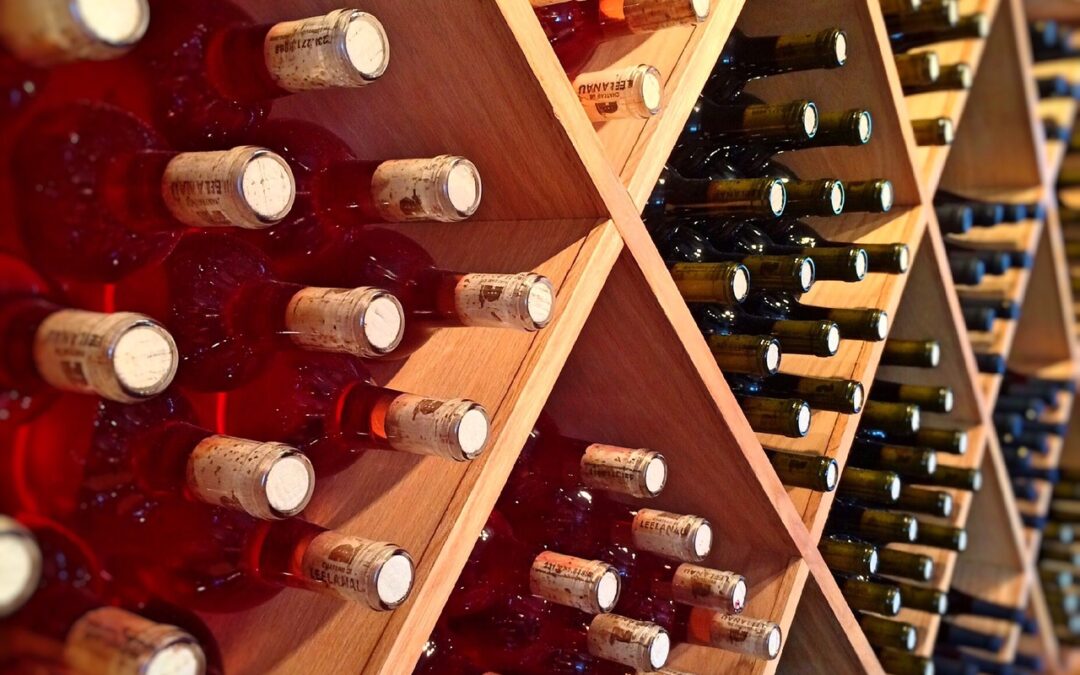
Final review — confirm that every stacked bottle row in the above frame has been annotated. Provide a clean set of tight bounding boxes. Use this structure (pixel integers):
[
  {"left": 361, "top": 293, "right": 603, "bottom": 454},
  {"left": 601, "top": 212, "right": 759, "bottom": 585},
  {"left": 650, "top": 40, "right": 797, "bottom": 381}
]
[
  {"left": 1031, "top": 20, "right": 1080, "bottom": 148},
  {"left": 414, "top": 416, "right": 782, "bottom": 674},
  {"left": 0, "top": 1, "right": 558, "bottom": 673},
  {"left": 641, "top": 14, "right": 913, "bottom": 442},
  {"left": 884, "top": 0, "right": 991, "bottom": 148}
]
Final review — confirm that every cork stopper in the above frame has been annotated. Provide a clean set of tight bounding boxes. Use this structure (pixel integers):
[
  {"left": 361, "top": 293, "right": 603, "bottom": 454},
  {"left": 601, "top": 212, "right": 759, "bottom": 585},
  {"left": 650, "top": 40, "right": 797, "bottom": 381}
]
[
  {"left": 371, "top": 156, "right": 482, "bottom": 222},
  {"left": 529, "top": 551, "right": 621, "bottom": 614},
  {"left": 624, "top": 0, "right": 709, "bottom": 33},
  {"left": 186, "top": 436, "right": 315, "bottom": 520},
  {"left": 161, "top": 147, "right": 295, "bottom": 230},
  {"left": 694, "top": 612, "right": 783, "bottom": 660},
  {"left": 587, "top": 614, "right": 671, "bottom": 671},
  {"left": 581, "top": 444, "right": 668, "bottom": 498},
  {"left": 0, "top": 516, "right": 41, "bottom": 618},
  {"left": 263, "top": 10, "right": 389, "bottom": 91},
  {"left": 299, "top": 532, "right": 413, "bottom": 609},
  {"left": 630, "top": 509, "right": 712, "bottom": 562},
  {"left": 454, "top": 273, "right": 555, "bottom": 331},
  {"left": 0, "top": 0, "right": 149, "bottom": 66},
  {"left": 285, "top": 287, "right": 404, "bottom": 358},
  {"left": 384, "top": 394, "right": 490, "bottom": 461},
  {"left": 64, "top": 607, "right": 205, "bottom": 675},
  {"left": 670, "top": 564, "right": 748, "bottom": 614},
  {"left": 574, "top": 65, "right": 664, "bottom": 122},
  {"left": 33, "top": 310, "right": 177, "bottom": 403}
]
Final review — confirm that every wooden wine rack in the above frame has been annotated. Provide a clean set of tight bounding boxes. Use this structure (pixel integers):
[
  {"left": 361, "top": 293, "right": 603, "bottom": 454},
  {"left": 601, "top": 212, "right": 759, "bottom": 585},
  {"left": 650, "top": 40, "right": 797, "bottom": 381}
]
[{"left": 50, "top": 0, "right": 1075, "bottom": 673}]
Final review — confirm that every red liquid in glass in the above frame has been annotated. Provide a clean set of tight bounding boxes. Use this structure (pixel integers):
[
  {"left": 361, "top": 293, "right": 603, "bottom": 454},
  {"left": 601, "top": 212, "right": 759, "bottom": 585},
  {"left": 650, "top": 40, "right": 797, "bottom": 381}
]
[{"left": 11, "top": 103, "right": 187, "bottom": 282}]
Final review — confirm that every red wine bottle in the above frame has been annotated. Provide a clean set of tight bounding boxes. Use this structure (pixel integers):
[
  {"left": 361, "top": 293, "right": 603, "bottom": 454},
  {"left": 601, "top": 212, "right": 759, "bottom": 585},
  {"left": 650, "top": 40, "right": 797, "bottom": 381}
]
[
  {"left": 12, "top": 103, "right": 296, "bottom": 281},
  {"left": 111, "top": 232, "right": 405, "bottom": 391},
  {"left": 743, "top": 290, "right": 890, "bottom": 342},
  {"left": 700, "top": 220, "right": 868, "bottom": 283},
  {"left": 210, "top": 351, "right": 490, "bottom": 474},
  {"left": 0, "top": 253, "right": 177, "bottom": 425},
  {"left": 725, "top": 109, "right": 875, "bottom": 179},
  {"left": 644, "top": 166, "right": 787, "bottom": 229},
  {"left": 703, "top": 28, "right": 847, "bottom": 101},
  {"left": 136, "top": 0, "right": 389, "bottom": 148},
  {"left": 693, "top": 303, "right": 840, "bottom": 358}
]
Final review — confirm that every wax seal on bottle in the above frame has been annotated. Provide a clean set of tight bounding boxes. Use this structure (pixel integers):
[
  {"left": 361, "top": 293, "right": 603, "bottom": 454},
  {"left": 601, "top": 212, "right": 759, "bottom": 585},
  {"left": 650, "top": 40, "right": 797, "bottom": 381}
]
[
  {"left": 264, "top": 9, "right": 389, "bottom": 90},
  {"left": 33, "top": 310, "right": 178, "bottom": 403},
  {"left": 0, "top": 0, "right": 150, "bottom": 66},
  {"left": 385, "top": 394, "right": 490, "bottom": 461},
  {"left": 65, "top": 607, "right": 206, "bottom": 675},
  {"left": 300, "top": 532, "right": 413, "bottom": 610},
  {"left": 285, "top": 286, "right": 405, "bottom": 358},
  {"left": 371, "top": 156, "right": 482, "bottom": 222},
  {"left": 455, "top": 272, "right": 556, "bottom": 331}
]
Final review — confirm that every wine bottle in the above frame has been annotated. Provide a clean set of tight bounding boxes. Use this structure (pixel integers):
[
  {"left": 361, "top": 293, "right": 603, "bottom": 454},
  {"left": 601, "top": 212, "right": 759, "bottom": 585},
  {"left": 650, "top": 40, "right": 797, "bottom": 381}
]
[
  {"left": 535, "top": 0, "right": 709, "bottom": 75},
  {"left": 1040, "top": 560, "right": 1074, "bottom": 588},
  {"left": 895, "top": 51, "right": 941, "bottom": 91},
  {"left": 962, "top": 297, "right": 1019, "bottom": 321},
  {"left": 878, "top": 547, "right": 934, "bottom": 582},
  {"left": 1045, "top": 117, "right": 1072, "bottom": 141},
  {"left": 880, "top": 339, "right": 940, "bottom": 367},
  {"left": 913, "top": 519, "right": 967, "bottom": 551},
  {"left": 0, "top": 0, "right": 148, "bottom": 67},
  {"left": 947, "top": 588, "right": 1025, "bottom": 623},
  {"left": 911, "top": 117, "right": 954, "bottom": 145},
  {"left": 948, "top": 247, "right": 1014, "bottom": 275},
  {"left": 761, "top": 219, "right": 910, "bottom": 274},
  {"left": 669, "top": 262, "right": 751, "bottom": 305},
  {"left": 733, "top": 373, "right": 863, "bottom": 414},
  {"left": 836, "top": 467, "right": 902, "bottom": 506},
  {"left": 849, "top": 440, "right": 937, "bottom": 481},
  {"left": 904, "top": 62, "right": 973, "bottom": 94},
  {"left": 835, "top": 574, "right": 902, "bottom": 615},
  {"left": 936, "top": 193, "right": 1006, "bottom": 226},
  {"left": 974, "top": 352, "right": 1006, "bottom": 375},
  {"left": 893, "top": 581, "right": 947, "bottom": 614},
  {"left": 879, "top": 649, "right": 934, "bottom": 675},
  {"left": 679, "top": 610, "right": 783, "bottom": 660},
  {"left": 1046, "top": 521, "right": 1076, "bottom": 543},
  {"left": 0, "top": 515, "right": 207, "bottom": 674},
  {"left": 699, "top": 220, "right": 867, "bottom": 283},
  {"left": 12, "top": 103, "right": 296, "bottom": 281},
  {"left": 773, "top": 178, "right": 846, "bottom": 218},
  {"left": 870, "top": 381, "right": 953, "bottom": 413},
  {"left": 860, "top": 401, "right": 921, "bottom": 436},
  {"left": 863, "top": 425, "right": 968, "bottom": 455},
  {"left": 766, "top": 450, "right": 839, "bottom": 491},
  {"left": 0, "top": 253, "right": 177, "bottom": 424},
  {"left": 820, "top": 536, "right": 879, "bottom": 575},
  {"left": 703, "top": 28, "right": 847, "bottom": 102},
  {"left": 858, "top": 613, "right": 918, "bottom": 652},
  {"left": 937, "top": 204, "right": 975, "bottom": 235},
  {"left": 844, "top": 180, "right": 896, "bottom": 214},
  {"left": 743, "top": 291, "right": 890, "bottom": 341},
  {"left": 574, "top": 64, "right": 664, "bottom": 122},
  {"left": 1042, "top": 541, "right": 1080, "bottom": 564},
  {"left": 826, "top": 502, "right": 918, "bottom": 544},
  {"left": 136, "top": 1, "right": 389, "bottom": 148},
  {"left": 890, "top": 12, "right": 990, "bottom": 53},
  {"left": 919, "top": 464, "right": 982, "bottom": 491},
  {"left": 694, "top": 304, "right": 840, "bottom": 358},
  {"left": 705, "top": 334, "right": 783, "bottom": 377},
  {"left": 644, "top": 168, "right": 787, "bottom": 228},
  {"left": 948, "top": 253, "right": 985, "bottom": 285},
  {"left": 1038, "top": 75, "right": 1076, "bottom": 99},
  {"left": 931, "top": 653, "right": 979, "bottom": 675},
  {"left": 655, "top": 224, "right": 816, "bottom": 294},
  {"left": 208, "top": 351, "right": 490, "bottom": 474},
  {"left": 724, "top": 110, "right": 874, "bottom": 178},
  {"left": 619, "top": 563, "right": 748, "bottom": 616},
  {"left": 896, "top": 485, "right": 954, "bottom": 518},
  {"left": 733, "top": 394, "right": 812, "bottom": 438}
]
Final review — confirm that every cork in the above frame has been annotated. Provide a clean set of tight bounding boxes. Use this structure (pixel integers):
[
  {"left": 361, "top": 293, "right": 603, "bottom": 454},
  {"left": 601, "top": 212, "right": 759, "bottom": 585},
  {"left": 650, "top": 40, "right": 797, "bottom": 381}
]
[
  {"left": 574, "top": 65, "right": 663, "bottom": 122},
  {"left": 580, "top": 444, "right": 668, "bottom": 498},
  {"left": 623, "top": 0, "right": 709, "bottom": 32},
  {"left": 263, "top": 10, "right": 389, "bottom": 91},
  {"left": 384, "top": 394, "right": 490, "bottom": 461},
  {"left": 694, "top": 612, "right": 783, "bottom": 660},
  {"left": 0, "top": 516, "right": 41, "bottom": 618},
  {"left": 0, "top": 0, "right": 149, "bottom": 66},
  {"left": 299, "top": 532, "right": 413, "bottom": 609},
  {"left": 454, "top": 273, "right": 555, "bottom": 331},
  {"left": 161, "top": 147, "right": 295, "bottom": 230},
  {"left": 33, "top": 310, "right": 177, "bottom": 403},
  {"left": 370, "top": 156, "right": 482, "bottom": 222},
  {"left": 529, "top": 551, "right": 621, "bottom": 614},
  {"left": 64, "top": 607, "right": 205, "bottom": 675},
  {"left": 630, "top": 509, "right": 712, "bottom": 562},
  {"left": 587, "top": 614, "right": 670, "bottom": 671},
  {"left": 186, "top": 436, "right": 315, "bottom": 520},
  {"left": 670, "top": 564, "right": 747, "bottom": 614},
  {"left": 285, "top": 287, "right": 404, "bottom": 358}
]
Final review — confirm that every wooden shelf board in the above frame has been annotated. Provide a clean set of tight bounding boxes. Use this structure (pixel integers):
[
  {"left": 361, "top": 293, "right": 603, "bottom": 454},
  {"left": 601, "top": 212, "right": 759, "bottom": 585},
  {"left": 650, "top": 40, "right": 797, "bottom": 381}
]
[
  {"left": 1016, "top": 477, "right": 1055, "bottom": 518},
  {"left": 1040, "top": 96, "right": 1078, "bottom": 179},
  {"left": 1021, "top": 580, "right": 1064, "bottom": 675}
]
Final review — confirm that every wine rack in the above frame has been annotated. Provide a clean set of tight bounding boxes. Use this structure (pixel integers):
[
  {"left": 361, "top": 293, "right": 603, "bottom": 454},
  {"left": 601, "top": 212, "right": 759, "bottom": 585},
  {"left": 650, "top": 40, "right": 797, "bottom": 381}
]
[{"left": 4, "top": 0, "right": 1080, "bottom": 673}]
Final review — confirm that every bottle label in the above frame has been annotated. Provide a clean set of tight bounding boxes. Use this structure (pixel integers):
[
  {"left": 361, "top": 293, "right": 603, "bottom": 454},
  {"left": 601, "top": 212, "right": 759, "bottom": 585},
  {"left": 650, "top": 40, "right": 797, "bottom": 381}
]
[
  {"left": 453, "top": 273, "right": 555, "bottom": 331},
  {"left": 529, "top": 551, "right": 619, "bottom": 614},
  {"left": 285, "top": 286, "right": 403, "bottom": 358},
  {"left": 670, "top": 564, "right": 745, "bottom": 612},
  {"left": 701, "top": 613, "right": 781, "bottom": 659},
  {"left": 580, "top": 444, "right": 666, "bottom": 498},
  {"left": 64, "top": 608, "right": 203, "bottom": 675},
  {"left": 0, "top": 0, "right": 148, "bottom": 66},
  {"left": 300, "top": 533, "right": 411, "bottom": 610},
  {"left": 32, "top": 310, "right": 177, "bottom": 403},
  {"left": 573, "top": 65, "right": 661, "bottom": 122},
  {"left": 264, "top": 9, "right": 388, "bottom": 91},
  {"left": 161, "top": 147, "right": 295, "bottom": 230},
  {"left": 384, "top": 394, "right": 488, "bottom": 461},
  {"left": 623, "top": 0, "right": 707, "bottom": 32},
  {"left": 586, "top": 614, "right": 668, "bottom": 670},
  {"left": 186, "top": 436, "right": 313, "bottom": 520},
  {"left": 630, "top": 509, "right": 711, "bottom": 562},
  {"left": 371, "top": 157, "right": 481, "bottom": 223}
]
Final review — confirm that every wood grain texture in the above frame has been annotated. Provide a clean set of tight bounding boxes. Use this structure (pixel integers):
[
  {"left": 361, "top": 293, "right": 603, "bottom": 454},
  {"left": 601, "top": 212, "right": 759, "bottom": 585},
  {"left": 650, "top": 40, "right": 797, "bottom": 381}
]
[{"left": 1023, "top": 0, "right": 1080, "bottom": 22}]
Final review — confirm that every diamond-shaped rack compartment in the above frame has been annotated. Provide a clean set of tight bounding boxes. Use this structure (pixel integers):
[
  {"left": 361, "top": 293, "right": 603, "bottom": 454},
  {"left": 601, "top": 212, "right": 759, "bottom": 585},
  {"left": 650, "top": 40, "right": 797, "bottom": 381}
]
[{"left": 1033, "top": 56, "right": 1080, "bottom": 178}]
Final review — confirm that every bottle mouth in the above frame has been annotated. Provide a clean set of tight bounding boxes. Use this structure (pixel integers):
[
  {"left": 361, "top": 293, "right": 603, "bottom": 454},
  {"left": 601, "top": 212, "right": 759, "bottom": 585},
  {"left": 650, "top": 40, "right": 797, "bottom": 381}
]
[
  {"left": 375, "top": 550, "right": 415, "bottom": 608},
  {"left": 110, "top": 317, "right": 180, "bottom": 400},
  {"left": 926, "top": 341, "right": 941, "bottom": 367},
  {"left": 955, "top": 530, "right": 968, "bottom": 552},
  {"left": 523, "top": 275, "right": 557, "bottom": 329},
  {"left": 955, "top": 63, "right": 974, "bottom": 88},
  {"left": 0, "top": 517, "right": 42, "bottom": 618},
  {"left": 689, "top": 0, "right": 711, "bottom": 20},
  {"left": 263, "top": 451, "right": 316, "bottom": 518},
  {"left": 339, "top": 10, "right": 391, "bottom": 82},
  {"left": 649, "top": 630, "right": 672, "bottom": 669},
  {"left": 877, "top": 180, "right": 895, "bottom": 212},
  {"left": 886, "top": 475, "right": 901, "bottom": 501},
  {"left": 941, "top": 389, "right": 955, "bottom": 412},
  {"left": 643, "top": 453, "right": 669, "bottom": 496},
  {"left": 797, "top": 258, "right": 815, "bottom": 292},
  {"left": 144, "top": 635, "right": 207, "bottom": 675},
  {"left": 801, "top": 102, "right": 820, "bottom": 139},
  {"left": 766, "top": 625, "right": 783, "bottom": 659},
  {"left": 632, "top": 64, "right": 665, "bottom": 117},
  {"left": 936, "top": 118, "right": 955, "bottom": 144},
  {"left": 945, "top": 1, "right": 960, "bottom": 24},
  {"left": 954, "top": 431, "right": 969, "bottom": 454},
  {"left": 824, "top": 460, "right": 840, "bottom": 491},
  {"left": 971, "top": 13, "right": 990, "bottom": 37},
  {"left": 830, "top": 30, "right": 848, "bottom": 67},
  {"left": 795, "top": 402, "right": 811, "bottom": 436},
  {"left": 237, "top": 148, "right": 298, "bottom": 225},
  {"left": 827, "top": 181, "right": 845, "bottom": 215},
  {"left": 595, "top": 567, "right": 621, "bottom": 612},
  {"left": 872, "top": 311, "right": 890, "bottom": 341},
  {"left": 74, "top": 0, "right": 151, "bottom": 49},
  {"left": 850, "top": 383, "right": 865, "bottom": 414},
  {"left": 906, "top": 519, "right": 918, "bottom": 542},
  {"left": 762, "top": 339, "right": 782, "bottom": 374},
  {"left": 909, "top": 407, "right": 921, "bottom": 432},
  {"left": 452, "top": 402, "right": 492, "bottom": 460},
  {"left": 361, "top": 290, "right": 407, "bottom": 355},
  {"left": 939, "top": 492, "right": 954, "bottom": 517},
  {"left": 731, "top": 265, "right": 751, "bottom": 302},
  {"left": 923, "top": 52, "right": 941, "bottom": 81},
  {"left": 855, "top": 111, "right": 873, "bottom": 144},
  {"left": 853, "top": 249, "right": 870, "bottom": 279},
  {"left": 437, "top": 156, "right": 484, "bottom": 220},
  {"left": 823, "top": 323, "right": 841, "bottom": 355},
  {"left": 693, "top": 521, "right": 714, "bottom": 559},
  {"left": 731, "top": 577, "right": 748, "bottom": 612},
  {"left": 866, "top": 549, "right": 879, "bottom": 574},
  {"left": 766, "top": 180, "right": 788, "bottom": 217}
]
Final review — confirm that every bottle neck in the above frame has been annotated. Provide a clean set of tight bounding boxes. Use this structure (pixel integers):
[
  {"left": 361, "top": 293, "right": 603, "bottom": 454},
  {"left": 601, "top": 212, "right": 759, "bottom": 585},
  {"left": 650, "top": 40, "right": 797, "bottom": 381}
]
[
  {"left": 423, "top": 271, "right": 555, "bottom": 332},
  {"left": 663, "top": 175, "right": 787, "bottom": 218},
  {"left": 601, "top": 0, "right": 709, "bottom": 36},
  {"left": 529, "top": 551, "right": 621, "bottom": 613},
  {"left": 729, "top": 29, "right": 848, "bottom": 80},
  {"left": 696, "top": 98, "right": 819, "bottom": 147},
  {"left": 585, "top": 613, "right": 671, "bottom": 671},
  {"left": 684, "top": 610, "right": 783, "bottom": 660},
  {"left": 0, "top": 0, "right": 149, "bottom": 67},
  {"left": 63, "top": 607, "right": 205, "bottom": 675},
  {"left": 611, "top": 508, "right": 712, "bottom": 563}
]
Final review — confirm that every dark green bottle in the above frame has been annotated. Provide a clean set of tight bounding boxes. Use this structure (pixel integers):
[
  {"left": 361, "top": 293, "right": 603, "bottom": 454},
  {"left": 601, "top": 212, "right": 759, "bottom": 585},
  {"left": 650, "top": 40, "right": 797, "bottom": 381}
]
[
  {"left": 878, "top": 547, "right": 934, "bottom": 582},
  {"left": 870, "top": 380, "right": 954, "bottom": 413},
  {"left": 858, "top": 612, "right": 918, "bottom": 652},
  {"left": 837, "top": 467, "right": 902, "bottom": 505},
  {"left": 766, "top": 450, "right": 838, "bottom": 492},
  {"left": 819, "top": 536, "right": 878, "bottom": 575},
  {"left": 913, "top": 520, "right": 967, "bottom": 551},
  {"left": 836, "top": 574, "right": 902, "bottom": 615},
  {"left": 880, "top": 339, "right": 940, "bottom": 368},
  {"left": 895, "top": 485, "right": 953, "bottom": 518}
]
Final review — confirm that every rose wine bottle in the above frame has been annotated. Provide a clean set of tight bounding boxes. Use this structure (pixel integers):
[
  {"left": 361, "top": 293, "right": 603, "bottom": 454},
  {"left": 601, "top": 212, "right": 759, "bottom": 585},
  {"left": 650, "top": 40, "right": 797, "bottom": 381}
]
[
  {"left": 574, "top": 64, "right": 665, "bottom": 122},
  {"left": 0, "top": 253, "right": 177, "bottom": 425},
  {"left": 111, "top": 232, "right": 405, "bottom": 391},
  {"left": 136, "top": 0, "right": 389, "bottom": 148},
  {"left": 669, "top": 608, "right": 783, "bottom": 660},
  {"left": 209, "top": 351, "right": 490, "bottom": 474},
  {"left": 703, "top": 28, "right": 847, "bottom": 102},
  {"left": 241, "top": 118, "right": 482, "bottom": 277},
  {"left": 12, "top": 103, "right": 296, "bottom": 282},
  {"left": 258, "top": 227, "right": 556, "bottom": 358},
  {"left": 534, "top": 0, "right": 709, "bottom": 75},
  {"left": 0, "top": 515, "right": 207, "bottom": 675},
  {"left": 618, "top": 561, "right": 748, "bottom": 616},
  {"left": 94, "top": 500, "right": 414, "bottom": 613}
]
